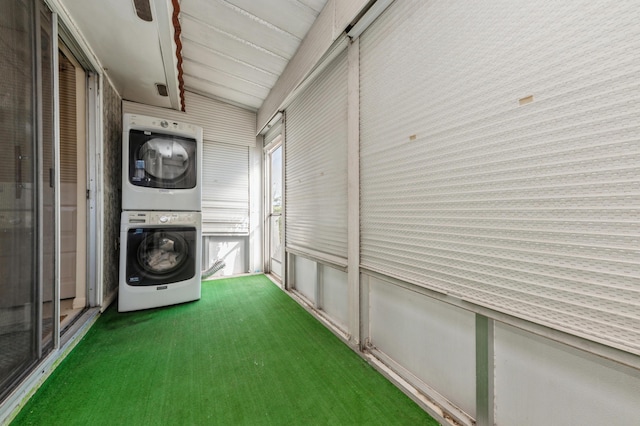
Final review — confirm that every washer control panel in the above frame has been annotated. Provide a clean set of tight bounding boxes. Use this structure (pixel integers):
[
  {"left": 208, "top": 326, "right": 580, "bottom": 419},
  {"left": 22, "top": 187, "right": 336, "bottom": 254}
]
[{"left": 124, "top": 211, "right": 200, "bottom": 225}]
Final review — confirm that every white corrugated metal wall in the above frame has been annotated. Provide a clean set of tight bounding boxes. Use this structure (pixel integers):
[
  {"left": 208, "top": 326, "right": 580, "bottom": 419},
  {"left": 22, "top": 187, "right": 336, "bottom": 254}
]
[
  {"left": 124, "top": 91, "right": 255, "bottom": 147},
  {"left": 354, "top": 1, "right": 640, "bottom": 425},
  {"left": 201, "top": 143, "right": 248, "bottom": 235},
  {"left": 283, "top": 48, "right": 350, "bottom": 329},
  {"left": 360, "top": 0, "right": 640, "bottom": 355},
  {"left": 285, "top": 49, "right": 348, "bottom": 260}
]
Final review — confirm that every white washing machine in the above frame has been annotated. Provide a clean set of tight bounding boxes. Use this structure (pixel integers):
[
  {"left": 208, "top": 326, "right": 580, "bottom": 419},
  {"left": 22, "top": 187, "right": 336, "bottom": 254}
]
[
  {"left": 119, "top": 210, "right": 202, "bottom": 312},
  {"left": 122, "top": 113, "right": 203, "bottom": 212}
]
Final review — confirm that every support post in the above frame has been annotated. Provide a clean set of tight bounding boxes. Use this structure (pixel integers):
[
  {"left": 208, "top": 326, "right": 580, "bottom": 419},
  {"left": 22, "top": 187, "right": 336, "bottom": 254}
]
[
  {"left": 476, "top": 314, "right": 495, "bottom": 426},
  {"left": 347, "top": 37, "right": 360, "bottom": 346}
]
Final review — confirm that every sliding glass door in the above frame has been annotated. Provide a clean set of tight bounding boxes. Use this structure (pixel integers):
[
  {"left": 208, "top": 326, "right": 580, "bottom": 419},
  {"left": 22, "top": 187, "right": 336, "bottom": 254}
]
[{"left": 0, "top": 0, "right": 55, "bottom": 400}]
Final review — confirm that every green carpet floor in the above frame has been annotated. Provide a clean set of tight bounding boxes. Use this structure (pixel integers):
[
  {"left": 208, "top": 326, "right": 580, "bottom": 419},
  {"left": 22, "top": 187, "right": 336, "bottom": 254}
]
[{"left": 12, "top": 275, "right": 438, "bottom": 425}]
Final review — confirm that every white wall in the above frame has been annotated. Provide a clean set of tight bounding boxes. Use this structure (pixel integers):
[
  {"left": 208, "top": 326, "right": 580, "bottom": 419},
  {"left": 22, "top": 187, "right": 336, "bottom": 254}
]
[
  {"left": 368, "top": 276, "right": 476, "bottom": 418},
  {"left": 293, "top": 255, "right": 317, "bottom": 304},
  {"left": 494, "top": 323, "right": 640, "bottom": 426},
  {"left": 290, "top": 254, "right": 348, "bottom": 333},
  {"left": 321, "top": 266, "right": 348, "bottom": 331}
]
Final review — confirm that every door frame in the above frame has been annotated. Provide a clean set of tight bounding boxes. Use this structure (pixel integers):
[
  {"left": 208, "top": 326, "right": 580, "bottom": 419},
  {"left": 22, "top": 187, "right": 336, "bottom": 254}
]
[
  {"left": 55, "top": 16, "right": 102, "bottom": 312},
  {"left": 57, "top": 42, "right": 88, "bottom": 311},
  {"left": 264, "top": 135, "right": 284, "bottom": 282}
]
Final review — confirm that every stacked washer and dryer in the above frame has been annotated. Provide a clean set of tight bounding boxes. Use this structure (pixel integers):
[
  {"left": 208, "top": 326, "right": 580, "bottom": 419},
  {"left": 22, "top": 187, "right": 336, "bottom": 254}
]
[{"left": 119, "top": 113, "right": 203, "bottom": 312}]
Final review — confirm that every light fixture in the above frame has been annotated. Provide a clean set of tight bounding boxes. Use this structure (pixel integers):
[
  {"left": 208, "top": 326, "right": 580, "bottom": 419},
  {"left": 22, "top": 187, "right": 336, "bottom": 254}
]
[
  {"left": 133, "top": 0, "right": 153, "bottom": 22},
  {"left": 156, "top": 83, "right": 168, "bottom": 97}
]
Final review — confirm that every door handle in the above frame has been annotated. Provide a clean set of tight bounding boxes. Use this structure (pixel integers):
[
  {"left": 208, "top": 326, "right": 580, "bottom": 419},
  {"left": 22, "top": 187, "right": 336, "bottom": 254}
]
[{"left": 15, "top": 145, "right": 22, "bottom": 199}]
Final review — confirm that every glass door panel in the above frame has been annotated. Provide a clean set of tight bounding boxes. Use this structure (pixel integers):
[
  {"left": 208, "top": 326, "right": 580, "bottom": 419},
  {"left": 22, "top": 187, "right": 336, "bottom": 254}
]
[
  {"left": 0, "top": 0, "right": 38, "bottom": 399},
  {"left": 0, "top": 0, "right": 55, "bottom": 401},
  {"left": 268, "top": 144, "right": 283, "bottom": 278},
  {"left": 40, "top": 1, "right": 55, "bottom": 353}
]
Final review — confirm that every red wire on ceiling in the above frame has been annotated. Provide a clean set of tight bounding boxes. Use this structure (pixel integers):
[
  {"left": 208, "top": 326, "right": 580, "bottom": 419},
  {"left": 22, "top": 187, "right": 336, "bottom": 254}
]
[{"left": 171, "top": 0, "right": 186, "bottom": 112}]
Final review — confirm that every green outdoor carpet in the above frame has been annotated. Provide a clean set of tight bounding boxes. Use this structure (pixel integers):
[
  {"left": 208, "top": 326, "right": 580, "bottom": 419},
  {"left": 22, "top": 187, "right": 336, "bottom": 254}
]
[{"left": 12, "top": 275, "right": 438, "bottom": 426}]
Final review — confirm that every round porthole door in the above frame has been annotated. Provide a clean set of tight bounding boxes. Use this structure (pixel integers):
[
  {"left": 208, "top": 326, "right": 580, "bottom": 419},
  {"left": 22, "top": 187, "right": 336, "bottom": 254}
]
[
  {"left": 138, "top": 138, "right": 191, "bottom": 181},
  {"left": 138, "top": 231, "right": 189, "bottom": 277},
  {"left": 128, "top": 129, "right": 197, "bottom": 189},
  {"left": 126, "top": 227, "right": 196, "bottom": 286}
]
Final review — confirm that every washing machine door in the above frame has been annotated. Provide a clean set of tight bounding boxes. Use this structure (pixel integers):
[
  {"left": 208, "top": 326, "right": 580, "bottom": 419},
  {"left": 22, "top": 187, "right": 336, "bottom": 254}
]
[
  {"left": 125, "top": 226, "right": 196, "bottom": 286},
  {"left": 128, "top": 129, "right": 197, "bottom": 189}
]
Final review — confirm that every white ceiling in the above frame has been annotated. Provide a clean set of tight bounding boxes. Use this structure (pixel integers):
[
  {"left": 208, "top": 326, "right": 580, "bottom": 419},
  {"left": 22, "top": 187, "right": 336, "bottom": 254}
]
[{"left": 60, "top": 0, "right": 329, "bottom": 111}]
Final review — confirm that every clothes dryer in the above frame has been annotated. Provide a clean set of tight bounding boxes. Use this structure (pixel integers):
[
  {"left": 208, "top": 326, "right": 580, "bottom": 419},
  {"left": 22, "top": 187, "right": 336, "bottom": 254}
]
[
  {"left": 119, "top": 210, "right": 202, "bottom": 312},
  {"left": 122, "top": 113, "right": 203, "bottom": 211}
]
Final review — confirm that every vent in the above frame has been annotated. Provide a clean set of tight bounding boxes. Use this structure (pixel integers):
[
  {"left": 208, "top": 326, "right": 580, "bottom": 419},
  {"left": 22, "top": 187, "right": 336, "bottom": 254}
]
[
  {"left": 156, "top": 83, "right": 168, "bottom": 97},
  {"left": 133, "top": 0, "right": 153, "bottom": 22}
]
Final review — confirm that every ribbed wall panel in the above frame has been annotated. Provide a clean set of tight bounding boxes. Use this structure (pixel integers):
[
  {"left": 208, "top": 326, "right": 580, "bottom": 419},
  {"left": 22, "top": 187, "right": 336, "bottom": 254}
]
[
  {"left": 285, "top": 49, "right": 348, "bottom": 259},
  {"left": 202, "top": 142, "right": 249, "bottom": 235},
  {"left": 360, "top": 0, "right": 640, "bottom": 354},
  {"left": 123, "top": 91, "right": 255, "bottom": 146}
]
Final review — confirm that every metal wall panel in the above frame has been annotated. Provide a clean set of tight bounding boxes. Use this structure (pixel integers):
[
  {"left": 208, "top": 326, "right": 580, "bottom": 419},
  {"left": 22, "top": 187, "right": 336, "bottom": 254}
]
[
  {"left": 123, "top": 91, "right": 256, "bottom": 147},
  {"left": 369, "top": 276, "right": 477, "bottom": 417},
  {"left": 321, "top": 265, "right": 348, "bottom": 331},
  {"left": 359, "top": 0, "right": 640, "bottom": 355},
  {"left": 293, "top": 255, "right": 317, "bottom": 304},
  {"left": 494, "top": 323, "right": 640, "bottom": 426},
  {"left": 202, "top": 142, "right": 249, "bottom": 235},
  {"left": 285, "top": 49, "right": 348, "bottom": 259}
]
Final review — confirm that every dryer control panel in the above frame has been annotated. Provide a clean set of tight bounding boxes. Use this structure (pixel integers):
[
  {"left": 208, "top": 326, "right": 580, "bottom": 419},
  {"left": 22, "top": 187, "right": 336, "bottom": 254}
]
[{"left": 126, "top": 113, "right": 201, "bottom": 138}]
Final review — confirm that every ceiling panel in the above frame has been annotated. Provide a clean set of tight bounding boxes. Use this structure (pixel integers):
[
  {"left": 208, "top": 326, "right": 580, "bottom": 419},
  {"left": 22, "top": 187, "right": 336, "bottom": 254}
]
[
  {"left": 181, "top": 1, "right": 301, "bottom": 60},
  {"left": 183, "top": 59, "right": 272, "bottom": 99},
  {"left": 60, "top": 0, "right": 330, "bottom": 111},
  {"left": 180, "top": 0, "right": 328, "bottom": 110},
  {"left": 180, "top": 15, "right": 290, "bottom": 76},
  {"left": 184, "top": 75, "right": 265, "bottom": 110},
  {"left": 181, "top": 42, "right": 279, "bottom": 88},
  {"left": 224, "top": 0, "right": 319, "bottom": 39},
  {"left": 298, "top": 0, "right": 328, "bottom": 13}
]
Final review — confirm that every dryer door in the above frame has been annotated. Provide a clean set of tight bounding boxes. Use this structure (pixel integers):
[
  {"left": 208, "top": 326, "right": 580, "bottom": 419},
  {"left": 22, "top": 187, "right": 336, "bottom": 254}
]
[
  {"left": 125, "top": 226, "right": 196, "bottom": 286},
  {"left": 128, "top": 129, "right": 197, "bottom": 189}
]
